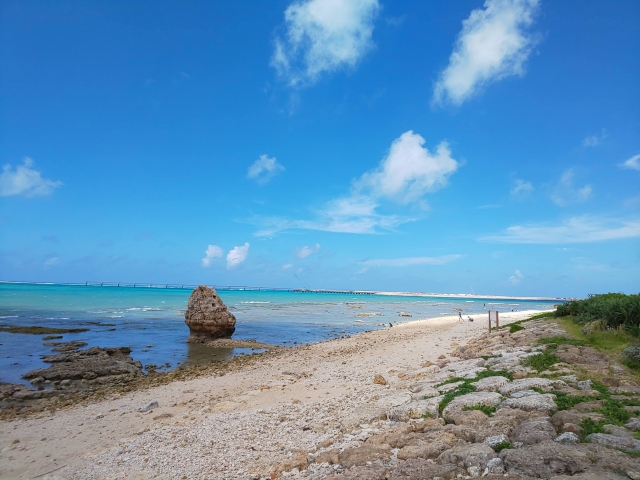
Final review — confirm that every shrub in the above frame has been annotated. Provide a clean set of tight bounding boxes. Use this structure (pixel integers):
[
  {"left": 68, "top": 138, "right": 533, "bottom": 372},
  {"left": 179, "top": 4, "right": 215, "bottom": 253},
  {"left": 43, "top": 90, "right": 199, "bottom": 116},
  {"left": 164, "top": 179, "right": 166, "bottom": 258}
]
[
  {"left": 492, "top": 441, "right": 514, "bottom": 453},
  {"left": 522, "top": 351, "right": 559, "bottom": 371},
  {"left": 509, "top": 324, "right": 524, "bottom": 333},
  {"left": 555, "top": 293, "right": 640, "bottom": 331}
]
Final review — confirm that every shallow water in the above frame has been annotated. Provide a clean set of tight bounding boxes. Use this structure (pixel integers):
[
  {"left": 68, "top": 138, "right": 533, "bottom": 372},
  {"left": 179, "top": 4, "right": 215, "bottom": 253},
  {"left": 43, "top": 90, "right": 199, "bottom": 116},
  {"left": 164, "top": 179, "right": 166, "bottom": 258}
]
[{"left": 0, "top": 283, "right": 559, "bottom": 385}]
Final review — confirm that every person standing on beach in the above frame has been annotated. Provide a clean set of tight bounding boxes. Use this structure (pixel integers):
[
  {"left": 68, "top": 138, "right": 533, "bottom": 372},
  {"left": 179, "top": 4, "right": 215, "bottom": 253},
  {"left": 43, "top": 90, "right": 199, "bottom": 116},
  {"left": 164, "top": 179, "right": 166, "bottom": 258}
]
[{"left": 458, "top": 312, "right": 462, "bottom": 322}]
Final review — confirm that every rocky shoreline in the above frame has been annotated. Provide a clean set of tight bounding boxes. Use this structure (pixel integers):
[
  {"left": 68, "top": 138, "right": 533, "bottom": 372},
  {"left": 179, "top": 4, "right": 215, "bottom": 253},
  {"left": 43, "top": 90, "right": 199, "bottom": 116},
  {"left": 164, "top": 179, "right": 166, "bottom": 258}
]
[{"left": 3, "top": 312, "right": 640, "bottom": 479}]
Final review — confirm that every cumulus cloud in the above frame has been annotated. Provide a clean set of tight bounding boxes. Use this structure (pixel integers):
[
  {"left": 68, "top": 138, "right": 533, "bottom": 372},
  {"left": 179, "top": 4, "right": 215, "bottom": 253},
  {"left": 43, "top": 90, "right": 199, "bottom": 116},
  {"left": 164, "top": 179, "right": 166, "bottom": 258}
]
[
  {"left": 282, "top": 263, "right": 294, "bottom": 269},
  {"left": 252, "top": 131, "right": 459, "bottom": 236},
  {"left": 510, "top": 179, "right": 533, "bottom": 199},
  {"left": 201, "top": 245, "right": 223, "bottom": 267},
  {"left": 508, "top": 269, "right": 523, "bottom": 285},
  {"left": 0, "top": 157, "right": 62, "bottom": 197},
  {"left": 479, "top": 216, "right": 640, "bottom": 244},
  {"left": 296, "top": 243, "right": 321, "bottom": 258},
  {"left": 226, "top": 243, "right": 250, "bottom": 269},
  {"left": 271, "top": 0, "right": 380, "bottom": 87},
  {"left": 247, "top": 155, "right": 285, "bottom": 184},
  {"left": 433, "top": 0, "right": 539, "bottom": 106},
  {"left": 550, "top": 169, "right": 592, "bottom": 206},
  {"left": 361, "top": 254, "right": 462, "bottom": 267},
  {"left": 620, "top": 154, "right": 640, "bottom": 171}
]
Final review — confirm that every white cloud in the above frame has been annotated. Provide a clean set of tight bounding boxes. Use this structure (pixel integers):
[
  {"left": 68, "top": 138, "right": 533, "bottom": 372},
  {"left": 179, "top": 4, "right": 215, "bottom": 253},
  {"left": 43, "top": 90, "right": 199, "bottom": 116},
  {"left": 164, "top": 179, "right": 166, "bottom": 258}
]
[
  {"left": 296, "top": 243, "right": 321, "bottom": 258},
  {"left": 508, "top": 269, "right": 523, "bottom": 285},
  {"left": 620, "top": 154, "right": 640, "bottom": 171},
  {"left": 226, "top": 243, "right": 250, "bottom": 269},
  {"left": 44, "top": 256, "right": 60, "bottom": 267},
  {"left": 582, "top": 129, "right": 607, "bottom": 147},
  {"left": 361, "top": 254, "right": 462, "bottom": 267},
  {"left": 433, "top": 0, "right": 539, "bottom": 106},
  {"left": 252, "top": 131, "right": 458, "bottom": 236},
  {"left": 550, "top": 169, "right": 592, "bottom": 206},
  {"left": 624, "top": 194, "right": 640, "bottom": 209},
  {"left": 247, "top": 155, "right": 285, "bottom": 184},
  {"left": 510, "top": 179, "right": 533, "bottom": 198},
  {"left": 0, "top": 157, "right": 62, "bottom": 197},
  {"left": 201, "top": 245, "right": 223, "bottom": 267},
  {"left": 479, "top": 216, "right": 640, "bottom": 244},
  {"left": 282, "top": 263, "right": 294, "bottom": 269},
  {"left": 356, "top": 267, "right": 369, "bottom": 274},
  {"left": 271, "top": 0, "right": 380, "bottom": 87}
]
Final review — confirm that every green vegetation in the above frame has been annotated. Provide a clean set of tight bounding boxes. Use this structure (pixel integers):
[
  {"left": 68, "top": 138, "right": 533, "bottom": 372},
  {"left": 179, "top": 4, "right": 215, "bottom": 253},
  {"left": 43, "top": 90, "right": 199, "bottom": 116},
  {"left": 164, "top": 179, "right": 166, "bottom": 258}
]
[
  {"left": 509, "top": 324, "right": 524, "bottom": 333},
  {"left": 527, "top": 311, "right": 556, "bottom": 320},
  {"left": 580, "top": 418, "right": 606, "bottom": 437},
  {"left": 556, "top": 293, "right": 640, "bottom": 330},
  {"left": 537, "top": 336, "right": 588, "bottom": 347},
  {"left": 548, "top": 390, "right": 598, "bottom": 410},
  {"left": 492, "top": 441, "right": 514, "bottom": 453},
  {"left": 436, "top": 369, "right": 513, "bottom": 415},
  {"left": 0, "top": 325, "right": 89, "bottom": 335},
  {"left": 522, "top": 350, "right": 560, "bottom": 372},
  {"left": 462, "top": 404, "right": 497, "bottom": 416}
]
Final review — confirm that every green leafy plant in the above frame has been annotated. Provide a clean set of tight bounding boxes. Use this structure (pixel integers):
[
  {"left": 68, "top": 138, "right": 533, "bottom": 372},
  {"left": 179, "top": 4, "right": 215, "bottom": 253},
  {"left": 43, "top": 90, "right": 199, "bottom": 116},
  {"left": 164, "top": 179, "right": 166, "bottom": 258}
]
[
  {"left": 492, "top": 441, "right": 514, "bottom": 453},
  {"left": 522, "top": 351, "right": 560, "bottom": 371},
  {"left": 580, "top": 418, "right": 606, "bottom": 438},
  {"left": 462, "top": 404, "right": 497, "bottom": 416},
  {"left": 509, "top": 324, "right": 525, "bottom": 333}
]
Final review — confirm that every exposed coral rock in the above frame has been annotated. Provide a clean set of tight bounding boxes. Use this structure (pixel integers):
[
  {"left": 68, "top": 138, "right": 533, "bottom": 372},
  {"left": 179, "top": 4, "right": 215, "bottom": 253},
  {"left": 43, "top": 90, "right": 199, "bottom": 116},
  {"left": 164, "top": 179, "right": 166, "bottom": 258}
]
[{"left": 184, "top": 285, "right": 236, "bottom": 342}]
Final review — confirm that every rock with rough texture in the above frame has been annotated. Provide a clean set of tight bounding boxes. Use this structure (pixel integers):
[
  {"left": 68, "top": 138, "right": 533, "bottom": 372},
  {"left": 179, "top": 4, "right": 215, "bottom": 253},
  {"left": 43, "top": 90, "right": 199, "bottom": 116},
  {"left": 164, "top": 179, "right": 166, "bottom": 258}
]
[
  {"left": 512, "top": 417, "right": 557, "bottom": 445},
  {"left": 500, "top": 393, "right": 557, "bottom": 413},
  {"left": 373, "top": 374, "right": 387, "bottom": 385},
  {"left": 396, "top": 442, "right": 450, "bottom": 460},
  {"left": 500, "top": 441, "right": 588, "bottom": 477},
  {"left": 184, "top": 286, "right": 236, "bottom": 342},
  {"left": 441, "top": 391, "right": 502, "bottom": 423},
  {"left": 484, "top": 434, "right": 510, "bottom": 448},
  {"left": 627, "top": 418, "right": 640, "bottom": 431},
  {"left": 23, "top": 346, "right": 142, "bottom": 382},
  {"left": 437, "top": 443, "right": 497, "bottom": 470},
  {"left": 555, "top": 432, "right": 581, "bottom": 445},
  {"left": 450, "top": 409, "right": 488, "bottom": 426},
  {"left": 338, "top": 443, "right": 391, "bottom": 468},
  {"left": 389, "top": 459, "right": 461, "bottom": 479},
  {"left": 587, "top": 433, "right": 640, "bottom": 451},
  {"left": 499, "top": 377, "right": 565, "bottom": 396},
  {"left": 471, "top": 375, "right": 510, "bottom": 392},
  {"left": 483, "top": 457, "right": 505, "bottom": 475}
]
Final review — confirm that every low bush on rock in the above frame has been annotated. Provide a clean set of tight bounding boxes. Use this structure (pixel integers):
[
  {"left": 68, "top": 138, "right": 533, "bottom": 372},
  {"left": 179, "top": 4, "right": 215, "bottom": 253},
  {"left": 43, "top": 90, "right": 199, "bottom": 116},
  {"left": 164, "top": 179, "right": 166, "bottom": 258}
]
[
  {"left": 462, "top": 404, "right": 497, "bottom": 416},
  {"left": 492, "top": 440, "right": 514, "bottom": 453},
  {"left": 509, "top": 324, "right": 524, "bottom": 333},
  {"left": 522, "top": 350, "right": 560, "bottom": 372}
]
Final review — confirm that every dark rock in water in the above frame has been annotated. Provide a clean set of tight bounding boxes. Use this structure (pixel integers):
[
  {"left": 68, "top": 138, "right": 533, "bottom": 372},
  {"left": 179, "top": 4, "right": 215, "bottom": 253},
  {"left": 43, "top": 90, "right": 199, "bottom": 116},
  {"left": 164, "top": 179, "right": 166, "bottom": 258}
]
[
  {"left": 42, "top": 335, "right": 63, "bottom": 340},
  {"left": 184, "top": 285, "right": 236, "bottom": 343},
  {"left": 23, "top": 346, "right": 142, "bottom": 382},
  {"left": 43, "top": 340, "right": 88, "bottom": 352}
]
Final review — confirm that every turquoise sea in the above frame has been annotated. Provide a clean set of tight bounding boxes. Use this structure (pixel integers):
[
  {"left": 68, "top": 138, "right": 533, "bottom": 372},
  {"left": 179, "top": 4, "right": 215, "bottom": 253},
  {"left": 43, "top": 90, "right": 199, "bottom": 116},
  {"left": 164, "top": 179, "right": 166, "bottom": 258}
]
[{"left": 0, "top": 282, "right": 560, "bottom": 386}]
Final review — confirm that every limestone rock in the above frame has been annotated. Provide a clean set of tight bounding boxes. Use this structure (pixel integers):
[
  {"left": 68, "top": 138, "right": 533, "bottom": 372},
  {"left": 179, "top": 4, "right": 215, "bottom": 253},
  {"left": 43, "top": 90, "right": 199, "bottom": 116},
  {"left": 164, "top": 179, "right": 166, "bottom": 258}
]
[
  {"left": 184, "top": 286, "right": 236, "bottom": 342},
  {"left": 499, "top": 377, "right": 565, "bottom": 396},
  {"left": 483, "top": 457, "right": 505, "bottom": 475},
  {"left": 441, "top": 391, "right": 502, "bottom": 424},
  {"left": 512, "top": 417, "right": 557, "bottom": 445},
  {"left": 437, "top": 442, "right": 497, "bottom": 470},
  {"left": 471, "top": 375, "right": 510, "bottom": 392},
  {"left": 587, "top": 433, "right": 640, "bottom": 451},
  {"left": 500, "top": 393, "right": 557, "bottom": 413},
  {"left": 555, "top": 432, "right": 581, "bottom": 445},
  {"left": 373, "top": 374, "right": 387, "bottom": 385}
]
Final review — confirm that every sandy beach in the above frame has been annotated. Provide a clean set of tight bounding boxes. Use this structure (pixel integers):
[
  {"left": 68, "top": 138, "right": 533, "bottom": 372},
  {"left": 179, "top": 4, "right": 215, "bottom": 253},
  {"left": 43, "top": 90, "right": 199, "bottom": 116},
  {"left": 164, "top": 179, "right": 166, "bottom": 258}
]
[{"left": 0, "top": 310, "right": 542, "bottom": 479}]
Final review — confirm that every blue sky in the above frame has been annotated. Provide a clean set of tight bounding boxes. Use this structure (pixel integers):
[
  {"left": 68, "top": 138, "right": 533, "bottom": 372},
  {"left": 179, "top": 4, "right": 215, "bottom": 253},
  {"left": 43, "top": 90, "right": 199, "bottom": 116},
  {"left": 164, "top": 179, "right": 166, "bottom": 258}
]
[{"left": 1, "top": 0, "right": 638, "bottom": 297}]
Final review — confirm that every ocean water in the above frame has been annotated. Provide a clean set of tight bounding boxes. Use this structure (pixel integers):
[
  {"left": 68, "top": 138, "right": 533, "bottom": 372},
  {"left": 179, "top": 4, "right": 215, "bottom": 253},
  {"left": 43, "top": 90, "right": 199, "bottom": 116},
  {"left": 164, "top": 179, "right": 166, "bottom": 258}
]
[{"left": 0, "top": 283, "right": 559, "bottom": 386}]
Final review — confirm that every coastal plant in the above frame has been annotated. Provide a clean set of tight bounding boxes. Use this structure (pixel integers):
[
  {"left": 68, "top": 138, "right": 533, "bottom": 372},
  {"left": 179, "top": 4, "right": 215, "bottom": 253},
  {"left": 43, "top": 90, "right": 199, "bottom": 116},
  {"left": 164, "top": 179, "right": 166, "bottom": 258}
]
[
  {"left": 492, "top": 441, "right": 514, "bottom": 453},
  {"left": 522, "top": 350, "right": 560, "bottom": 372},
  {"left": 556, "top": 293, "right": 640, "bottom": 330},
  {"left": 509, "top": 324, "right": 524, "bottom": 333},
  {"left": 547, "top": 390, "right": 600, "bottom": 410},
  {"left": 437, "top": 369, "right": 514, "bottom": 415},
  {"left": 580, "top": 418, "right": 606, "bottom": 439},
  {"left": 438, "top": 383, "right": 477, "bottom": 414},
  {"left": 599, "top": 399, "right": 631, "bottom": 425},
  {"left": 462, "top": 404, "right": 497, "bottom": 416}
]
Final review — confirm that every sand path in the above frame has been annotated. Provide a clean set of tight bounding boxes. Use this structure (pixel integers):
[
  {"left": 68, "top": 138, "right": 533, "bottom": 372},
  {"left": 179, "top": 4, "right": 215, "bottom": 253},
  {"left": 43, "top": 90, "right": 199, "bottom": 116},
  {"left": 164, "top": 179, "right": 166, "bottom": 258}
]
[{"left": 0, "top": 310, "right": 540, "bottom": 479}]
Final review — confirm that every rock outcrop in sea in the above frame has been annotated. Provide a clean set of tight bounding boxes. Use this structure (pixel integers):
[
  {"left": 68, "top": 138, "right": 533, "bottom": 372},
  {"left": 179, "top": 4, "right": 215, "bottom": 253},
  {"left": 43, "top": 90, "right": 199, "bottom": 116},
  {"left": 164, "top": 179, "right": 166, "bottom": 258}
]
[{"left": 184, "top": 285, "right": 236, "bottom": 343}]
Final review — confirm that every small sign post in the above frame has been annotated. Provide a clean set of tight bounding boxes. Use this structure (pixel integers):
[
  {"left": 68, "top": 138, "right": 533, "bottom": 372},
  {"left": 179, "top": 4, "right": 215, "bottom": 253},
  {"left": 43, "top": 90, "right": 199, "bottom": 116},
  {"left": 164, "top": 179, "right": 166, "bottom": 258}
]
[
  {"left": 496, "top": 311, "right": 499, "bottom": 330},
  {"left": 488, "top": 310, "right": 499, "bottom": 332}
]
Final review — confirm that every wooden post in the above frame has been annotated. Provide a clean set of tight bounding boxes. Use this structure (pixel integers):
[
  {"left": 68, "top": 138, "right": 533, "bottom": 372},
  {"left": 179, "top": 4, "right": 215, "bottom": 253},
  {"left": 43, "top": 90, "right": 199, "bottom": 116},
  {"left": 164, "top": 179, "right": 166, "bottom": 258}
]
[
  {"left": 488, "top": 311, "right": 492, "bottom": 333},
  {"left": 496, "top": 311, "right": 499, "bottom": 330}
]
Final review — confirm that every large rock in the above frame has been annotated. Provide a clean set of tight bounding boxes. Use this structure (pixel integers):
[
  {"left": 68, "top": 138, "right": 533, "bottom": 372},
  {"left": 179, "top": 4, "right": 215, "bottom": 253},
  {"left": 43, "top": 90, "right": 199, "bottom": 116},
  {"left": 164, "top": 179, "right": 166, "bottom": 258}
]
[
  {"left": 500, "top": 393, "right": 557, "bottom": 413},
  {"left": 23, "top": 346, "right": 142, "bottom": 382},
  {"left": 512, "top": 417, "right": 557, "bottom": 445},
  {"left": 499, "top": 377, "right": 565, "bottom": 396},
  {"left": 184, "top": 286, "right": 236, "bottom": 342},
  {"left": 441, "top": 391, "right": 502, "bottom": 423},
  {"left": 437, "top": 442, "right": 497, "bottom": 471},
  {"left": 587, "top": 433, "right": 640, "bottom": 451}
]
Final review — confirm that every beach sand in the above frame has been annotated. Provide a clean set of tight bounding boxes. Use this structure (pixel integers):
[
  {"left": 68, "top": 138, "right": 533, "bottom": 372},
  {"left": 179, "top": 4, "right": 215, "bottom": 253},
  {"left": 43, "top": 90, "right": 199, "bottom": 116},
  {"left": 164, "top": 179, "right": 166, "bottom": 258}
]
[{"left": 0, "top": 310, "right": 543, "bottom": 479}]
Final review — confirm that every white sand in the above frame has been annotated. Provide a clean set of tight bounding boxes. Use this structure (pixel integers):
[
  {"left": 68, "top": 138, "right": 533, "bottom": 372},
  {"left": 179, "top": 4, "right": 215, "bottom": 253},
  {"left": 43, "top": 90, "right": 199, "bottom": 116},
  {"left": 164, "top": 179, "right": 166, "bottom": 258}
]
[{"left": 0, "top": 310, "right": 544, "bottom": 479}]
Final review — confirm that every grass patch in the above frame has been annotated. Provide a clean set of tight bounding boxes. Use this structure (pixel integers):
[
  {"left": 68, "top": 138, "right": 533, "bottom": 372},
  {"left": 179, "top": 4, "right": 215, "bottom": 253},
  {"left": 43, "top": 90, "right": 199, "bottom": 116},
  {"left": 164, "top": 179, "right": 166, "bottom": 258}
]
[
  {"left": 537, "top": 336, "right": 588, "bottom": 347},
  {"left": 437, "top": 369, "right": 513, "bottom": 416},
  {"left": 0, "top": 325, "right": 89, "bottom": 335},
  {"left": 462, "top": 404, "right": 497, "bottom": 416},
  {"left": 598, "top": 399, "right": 631, "bottom": 425},
  {"left": 509, "top": 324, "right": 525, "bottom": 333},
  {"left": 580, "top": 418, "right": 606, "bottom": 438},
  {"left": 549, "top": 390, "right": 600, "bottom": 410},
  {"left": 528, "top": 311, "right": 556, "bottom": 320},
  {"left": 522, "top": 350, "right": 560, "bottom": 372},
  {"left": 492, "top": 441, "right": 514, "bottom": 453}
]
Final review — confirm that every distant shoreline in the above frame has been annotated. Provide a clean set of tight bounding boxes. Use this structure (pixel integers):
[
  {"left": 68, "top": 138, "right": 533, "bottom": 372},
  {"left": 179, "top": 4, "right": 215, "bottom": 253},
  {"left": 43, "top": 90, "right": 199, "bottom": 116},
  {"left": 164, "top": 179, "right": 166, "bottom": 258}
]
[{"left": 1, "top": 280, "right": 571, "bottom": 302}]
